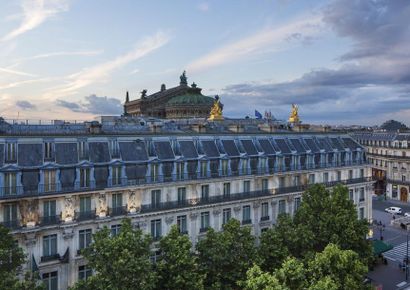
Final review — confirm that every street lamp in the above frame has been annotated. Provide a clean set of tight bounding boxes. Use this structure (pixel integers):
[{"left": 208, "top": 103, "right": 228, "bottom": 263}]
[{"left": 376, "top": 221, "right": 385, "bottom": 240}]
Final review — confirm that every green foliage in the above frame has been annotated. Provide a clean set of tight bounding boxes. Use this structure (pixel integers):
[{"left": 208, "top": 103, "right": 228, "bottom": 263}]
[
  {"left": 274, "top": 257, "right": 307, "bottom": 290},
  {"left": 197, "top": 219, "right": 257, "bottom": 289},
  {"left": 70, "top": 219, "right": 157, "bottom": 290},
  {"left": 157, "top": 225, "right": 204, "bottom": 290},
  {"left": 0, "top": 225, "right": 44, "bottom": 290},
  {"left": 242, "top": 265, "right": 288, "bottom": 290}
]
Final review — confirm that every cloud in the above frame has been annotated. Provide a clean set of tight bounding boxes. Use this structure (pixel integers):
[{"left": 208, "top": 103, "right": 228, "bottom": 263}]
[
  {"left": 221, "top": 0, "right": 410, "bottom": 125},
  {"left": 17, "top": 50, "right": 103, "bottom": 62},
  {"left": 47, "top": 31, "right": 170, "bottom": 99},
  {"left": 0, "top": 77, "right": 55, "bottom": 90},
  {"left": 56, "top": 94, "right": 122, "bottom": 115},
  {"left": 0, "top": 66, "right": 36, "bottom": 77},
  {"left": 1, "top": 0, "right": 70, "bottom": 42},
  {"left": 16, "top": 100, "right": 36, "bottom": 110},
  {"left": 197, "top": 3, "right": 209, "bottom": 12},
  {"left": 187, "top": 15, "right": 322, "bottom": 72}
]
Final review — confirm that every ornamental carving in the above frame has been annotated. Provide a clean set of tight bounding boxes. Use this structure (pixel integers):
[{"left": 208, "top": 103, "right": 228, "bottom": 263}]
[
  {"left": 253, "top": 201, "right": 261, "bottom": 209},
  {"left": 165, "top": 216, "right": 174, "bottom": 224},
  {"left": 96, "top": 193, "right": 107, "bottom": 217},
  {"left": 189, "top": 212, "right": 198, "bottom": 220},
  {"left": 63, "top": 197, "right": 75, "bottom": 222},
  {"left": 127, "top": 191, "right": 141, "bottom": 214},
  {"left": 233, "top": 206, "right": 241, "bottom": 212},
  {"left": 19, "top": 199, "right": 39, "bottom": 227},
  {"left": 212, "top": 209, "right": 221, "bottom": 216}
]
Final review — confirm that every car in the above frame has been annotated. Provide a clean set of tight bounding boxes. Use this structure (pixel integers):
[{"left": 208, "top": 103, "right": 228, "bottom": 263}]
[
  {"left": 385, "top": 207, "right": 403, "bottom": 215},
  {"left": 405, "top": 212, "right": 410, "bottom": 217}
]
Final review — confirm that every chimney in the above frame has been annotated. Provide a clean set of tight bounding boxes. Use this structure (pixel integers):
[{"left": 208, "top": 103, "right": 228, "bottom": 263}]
[{"left": 161, "top": 84, "right": 166, "bottom": 91}]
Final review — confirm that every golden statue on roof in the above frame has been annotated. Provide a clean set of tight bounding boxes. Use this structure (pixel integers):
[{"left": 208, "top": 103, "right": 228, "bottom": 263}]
[
  {"left": 288, "top": 104, "right": 300, "bottom": 124},
  {"left": 208, "top": 95, "right": 224, "bottom": 121}
]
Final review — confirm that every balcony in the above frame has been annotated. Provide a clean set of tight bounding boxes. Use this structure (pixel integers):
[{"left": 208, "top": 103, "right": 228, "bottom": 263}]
[
  {"left": 40, "top": 253, "right": 60, "bottom": 263},
  {"left": 199, "top": 227, "right": 209, "bottom": 233},
  {"left": 108, "top": 206, "right": 127, "bottom": 217},
  {"left": 40, "top": 215, "right": 61, "bottom": 226},
  {"left": 260, "top": 216, "right": 270, "bottom": 221},
  {"left": 242, "top": 219, "right": 252, "bottom": 225},
  {"left": 75, "top": 210, "right": 96, "bottom": 222},
  {"left": 0, "top": 220, "right": 20, "bottom": 230}
]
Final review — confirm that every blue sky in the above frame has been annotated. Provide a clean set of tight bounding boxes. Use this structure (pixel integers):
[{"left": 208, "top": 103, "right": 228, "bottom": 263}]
[{"left": 0, "top": 0, "right": 409, "bottom": 125}]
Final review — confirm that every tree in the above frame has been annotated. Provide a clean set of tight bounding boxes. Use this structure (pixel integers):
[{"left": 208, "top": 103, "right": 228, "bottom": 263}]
[
  {"left": 258, "top": 214, "right": 298, "bottom": 272},
  {"left": 242, "top": 265, "right": 288, "bottom": 290},
  {"left": 157, "top": 225, "right": 203, "bottom": 290},
  {"left": 70, "top": 219, "right": 156, "bottom": 290},
  {"left": 308, "top": 243, "right": 369, "bottom": 290},
  {"left": 293, "top": 184, "right": 372, "bottom": 262},
  {"left": 0, "top": 225, "right": 44, "bottom": 290},
  {"left": 196, "top": 219, "right": 257, "bottom": 289}
]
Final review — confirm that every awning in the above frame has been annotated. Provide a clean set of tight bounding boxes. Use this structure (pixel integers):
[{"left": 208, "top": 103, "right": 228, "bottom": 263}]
[{"left": 373, "top": 239, "right": 393, "bottom": 256}]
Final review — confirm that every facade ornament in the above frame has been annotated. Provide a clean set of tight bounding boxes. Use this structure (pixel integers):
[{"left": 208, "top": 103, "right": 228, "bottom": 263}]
[
  {"left": 19, "top": 199, "right": 39, "bottom": 227},
  {"left": 141, "top": 89, "right": 147, "bottom": 99},
  {"left": 97, "top": 193, "right": 107, "bottom": 218},
  {"left": 63, "top": 197, "right": 75, "bottom": 222},
  {"left": 212, "top": 209, "right": 221, "bottom": 216},
  {"left": 62, "top": 226, "right": 75, "bottom": 240},
  {"left": 271, "top": 200, "right": 277, "bottom": 206},
  {"left": 233, "top": 205, "right": 241, "bottom": 213},
  {"left": 208, "top": 95, "right": 224, "bottom": 121},
  {"left": 180, "top": 70, "right": 188, "bottom": 85},
  {"left": 288, "top": 104, "right": 300, "bottom": 124},
  {"left": 128, "top": 191, "right": 140, "bottom": 214},
  {"left": 165, "top": 216, "right": 174, "bottom": 224},
  {"left": 189, "top": 212, "right": 198, "bottom": 220},
  {"left": 253, "top": 201, "right": 261, "bottom": 209}
]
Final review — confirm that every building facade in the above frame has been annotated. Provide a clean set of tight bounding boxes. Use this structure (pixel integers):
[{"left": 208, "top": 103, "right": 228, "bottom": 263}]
[
  {"left": 0, "top": 124, "right": 372, "bottom": 290},
  {"left": 353, "top": 132, "right": 410, "bottom": 201}
]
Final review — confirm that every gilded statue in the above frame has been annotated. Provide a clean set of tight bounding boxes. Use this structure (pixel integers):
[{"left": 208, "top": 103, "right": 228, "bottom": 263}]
[
  {"left": 288, "top": 103, "right": 300, "bottom": 124},
  {"left": 208, "top": 95, "right": 224, "bottom": 121}
]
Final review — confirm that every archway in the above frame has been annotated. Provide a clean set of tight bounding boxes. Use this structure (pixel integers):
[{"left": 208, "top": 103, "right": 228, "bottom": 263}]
[{"left": 400, "top": 187, "right": 408, "bottom": 202}]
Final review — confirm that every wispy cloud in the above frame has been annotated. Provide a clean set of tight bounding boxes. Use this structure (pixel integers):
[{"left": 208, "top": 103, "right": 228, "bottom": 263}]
[
  {"left": 0, "top": 66, "right": 37, "bottom": 77},
  {"left": 187, "top": 16, "right": 322, "bottom": 72},
  {"left": 1, "top": 0, "right": 69, "bottom": 42},
  {"left": 47, "top": 31, "right": 171, "bottom": 99},
  {"left": 0, "top": 77, "right": 55, "bottom": 90},
  {"left": 17, "top": 50, "right": 103, "bottom": 62}
]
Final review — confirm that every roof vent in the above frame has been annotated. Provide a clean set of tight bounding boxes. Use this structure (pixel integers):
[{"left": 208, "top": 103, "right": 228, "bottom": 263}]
[{"left": 161, "top": 84, "right": 166, "bottom": 91}]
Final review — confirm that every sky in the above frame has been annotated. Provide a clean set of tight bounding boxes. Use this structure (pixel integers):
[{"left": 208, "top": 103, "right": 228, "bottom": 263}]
[{"left": 0, "top": 0, "right": 409, "bottom": 125}]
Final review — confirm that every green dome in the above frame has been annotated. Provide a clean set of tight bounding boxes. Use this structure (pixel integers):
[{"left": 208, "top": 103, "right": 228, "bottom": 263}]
[{"left": 167, "top": 93, "right": 214, "bottom": 105}]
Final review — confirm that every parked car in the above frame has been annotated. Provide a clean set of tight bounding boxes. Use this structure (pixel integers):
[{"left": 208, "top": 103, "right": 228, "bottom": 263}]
[
  {"left": 385, "top": 207, "right": 403, "bottom": 215},
  {"left": 404, "top": 212, "right": 410, "bottom": 217}
]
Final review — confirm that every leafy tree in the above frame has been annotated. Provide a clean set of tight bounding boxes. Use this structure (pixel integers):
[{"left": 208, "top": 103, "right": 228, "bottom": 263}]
[
  {"left": 0, "top": 225, "right": 44, "bottom": 290},
  {"left": 70, "top": 219, "right": 156, "bottom": 290},
  {"left": 293, "top": 184, "right": 372, "bottom": 261},
  {"left": 157, "top": 225, "right": 203, "bottom": 290},
  {"left": 274, "top": 257, "right": 307, "bottom": 290},
  {"left": 308, "top": 243, "right": 369, "bottom": 290},
  {"left": 242, "top": 265, "right": 288, "bottom": 290},
  {"left": 196, "top": 218, "right": 257, "bottom": 289}
]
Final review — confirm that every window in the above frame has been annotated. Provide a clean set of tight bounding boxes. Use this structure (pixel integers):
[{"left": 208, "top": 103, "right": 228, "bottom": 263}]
[
  {"left": 177, "top": 187, "right": 186, "bottom": 204},
  {"left": 359, "top": 188, "right": 365, "bottom": 202},
  {"left": 278, "top": 200, "right": 286, "bottom": 214},
  {"left": 4, "top": 172, "right": 17, "bottom": 195},
  {"left": 78, "top": 265, "right": 92, "bottom": 281},
  {"left": 43, "top": 200, "right": 56, "bottom": 224},
  {"left": 242, "top": 205, "right": 251, "bottom": 224},
  {"left": 5, "top": 142, "right": 17, "bottom": 162},
  {"left": 308, "top": 174, "right": 315, "bottom": 184},
  {"left": 151, "top": 190, "right": 161, "bottom": 208},
  {"left": 201, "top": 185, "right": 209, "bottom": 200},
  {"left": 262, "top": 178, "right": 268, "bottom": 191},
  {"left": 293, "top": 175, "right": 300, "bottom": 186},
  {"left": 151, "top": 164, "right": 159, "bottom": 182},
  {"left": 112, "top": 193, "right": 123, "bottom": 211},
  {"left": 112, "top": 166, "right": 122, "bottom": 186},
  {"left": 78, "top": 141, "right": 88, "bottom": 159},
  {"left": 109, "top": 139, "right": 119, "bottom": 157},
  {"left": 223, "top": 183, "right": 231, "bottom": 198},
  {"left": 243, "top": 180, "right": 251, "bottom": 192},
  {"left": 279, "top": 177, "right": 285, "bottom": 188},
  {"left": 359, "top": 169, "right": 364, "bottom": 178},
  {"left": 261, "top": 202, "right": 269, "bottom": 220},
  {"left": 79, "top": 168, "right": 90, "bottom": 188},
  {"left": 294, "top": 197, "right": 301, "bottom": 211},
  {"left": 44, "top": 142, "right": 54, "bottom": 160},
  {"left": 3, "top": 204, "right": 18, "bottom": 228},
  {"left": 151, "top": 219, "right": 162, "bottom": 240},
  {"left": 80, "top": 196, "right": 91, "bottom": 213},
  {"left": 43, "top": 234, "right": 57, "bottom": 257},
  {"left": 177, "top": 215, "right": 187, "bottom": 233},
  {"left": 359, "top": 207, "right": 365, "bottom": 220},
  {"left": 222, "top": 208, "right": 231, "bottom": 225},
  {"left": 337, "top": 171, "right": 342, "bottom": 181},
  {"left": 176, "top": 162, "right": 184, "bottom": 180},
  {"left": 200, "top": 212, "right": 210, "bottom": 231},
  {"left": 200, "top": 161, "right": 207, "bottom": 177},
  {"left": 323, "top": 172, "right": 329, "bottom": 183},
  {"left": 241, "top": 159, "right": 248, "bottom": 173},
  {"left": 79, "top": 229, "right": 92, "bottom": 250},
  {"left": 42, "top": 271, "right": 58, "bottom": 290},
  {"left": 403, "top": 175, "right": 407, "bottom": 182},
  {"left": 221, "top": 160, "right": 229, "bottom": 176},
  {"left": 349, "top": 189, "right": 354, "bottom": 201},
  {"left": 348, "top": 170, "right": 353, "bottom": 180},
  {"left": 111, "top": 224, "right": 121, "bottom": 237},
  {"left": 44, "top": 170, "right": 56, "bottom": 192}
]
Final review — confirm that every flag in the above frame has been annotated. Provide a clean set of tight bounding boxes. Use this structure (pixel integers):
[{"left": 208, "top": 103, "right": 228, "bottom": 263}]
[{"left": 255, "top": 110, "right": 262, "bottom": 119}]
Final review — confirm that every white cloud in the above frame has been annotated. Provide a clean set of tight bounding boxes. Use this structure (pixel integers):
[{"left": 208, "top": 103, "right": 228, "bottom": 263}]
[
  {"left": 1, "top": 0, "right": 70, "bottom": 42},
  {"left": 46, "top": 31, "right": 171, "bottom": 99},
  {"left": 0, "top": 66, "right": 37, "bottom": 77},
  {"left": 187, "top": 15, "right": 323, "bottom": 72},
  {"left": 0, "top": 77, "right": 56, "bottom": 90},
  {"left": 18, "top": 50, "right": 103, "bottom": 61}
]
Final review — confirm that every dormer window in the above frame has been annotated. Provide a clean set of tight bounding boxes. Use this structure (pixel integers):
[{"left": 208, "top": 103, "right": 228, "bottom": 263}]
[
  {"left": 110, "top": 140, "right": 120, "bottom": 158},
  {"left": 44, "top": 142, "right": 54, "bottom": 160},
  {"left": 78, "top": 141, "right": 88, "bottom": 160},
  {"left": 5, "top": 142, "right": 17, "bottom": 163}
]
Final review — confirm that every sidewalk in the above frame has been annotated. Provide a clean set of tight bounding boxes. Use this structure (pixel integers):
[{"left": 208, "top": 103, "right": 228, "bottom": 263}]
[{"left": 368, "top": 262, "right": 410, "bottom": 290}]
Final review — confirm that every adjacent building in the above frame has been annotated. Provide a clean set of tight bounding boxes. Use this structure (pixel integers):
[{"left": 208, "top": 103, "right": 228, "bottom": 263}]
[
  {"left": 353, "top": 132, "right": 410, "bottom": 201},
  {"left": 0, "top": 118, "right": 373, "bottom": 290}
]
